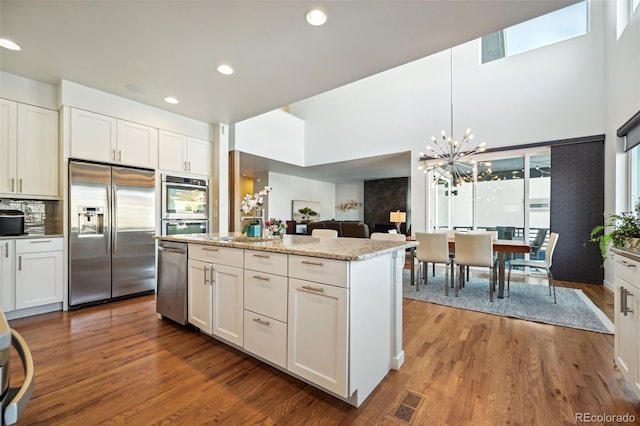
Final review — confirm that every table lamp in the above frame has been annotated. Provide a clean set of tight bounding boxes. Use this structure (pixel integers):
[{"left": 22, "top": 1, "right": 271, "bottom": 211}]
[{"left": 389, "top": 210, "right": 406, "bottom": 233}]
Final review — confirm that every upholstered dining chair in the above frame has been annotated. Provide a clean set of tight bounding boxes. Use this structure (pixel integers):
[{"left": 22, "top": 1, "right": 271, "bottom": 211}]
[
  {"left": 311, "top": 228, "right": 338, "bottom": 238},
  {"left": 370, "top": 232, "right": 406, "bottom": 241},
  {"left": 462, "top": 230, "right": 498, "bottom": 283},
  {"left": 507, "top": 232, "right": 559, "bottom": 303},
  {"left": 454, "top": 232, "right": 497, "bottom": 301},
  {"left": 415, "top": 232, "right": 454, "bottom": 294}
]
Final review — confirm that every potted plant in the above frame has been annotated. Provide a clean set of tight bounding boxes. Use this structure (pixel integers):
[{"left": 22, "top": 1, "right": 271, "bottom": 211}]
[{"left": 589, "top": 200, "right": 640, "bottom": 260}]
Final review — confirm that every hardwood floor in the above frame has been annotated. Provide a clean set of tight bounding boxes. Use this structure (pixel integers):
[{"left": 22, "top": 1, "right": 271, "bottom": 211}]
[{"left": 7, "top": 277, "right": 639, "bottom": 425}]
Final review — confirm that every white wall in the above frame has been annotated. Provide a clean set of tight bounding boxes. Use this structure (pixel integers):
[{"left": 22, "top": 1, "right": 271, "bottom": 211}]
[
  {"left": 289, "top": 2, "right": 608, "bottom": 235},
  {"left": 603, "top": 0, "right": 640, "bottom": 287},
  {"left": 234, "top": 109, "right": 305, "bottom": 166},
  {"left": 265, "top": 172, "right": 335, "bottom": 222},
  {"left": 335, "top": 182, "right": 365, "bottom": 222},
  {"left": 0, "top": 71, "right": 57, "bottom": 110}
]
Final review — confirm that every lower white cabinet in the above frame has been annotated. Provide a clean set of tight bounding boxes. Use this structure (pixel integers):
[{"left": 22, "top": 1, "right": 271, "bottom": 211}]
[
  {"left": 287, "top": 278, "right": 348, "bottom": 397},
  {"left": 243, "top": 310, "right": 287, "bottom": 368},
  {"left": 211, "top": 263, "right": 244, "bottom": 346},
  {"left": 188, "top": 258, "right": 213, "bottom": 333},
  {"left": 15, "top": 238, "right": 63, "bottom": 310},
  {"left": 188, "top": 244, "right": 244, "bottom": 345},
  {"left": 614, "top": 252, "right": 640, "bottom": 398},
  {"left": 0, "top": 240, "right": 15, "bottom": 312}
]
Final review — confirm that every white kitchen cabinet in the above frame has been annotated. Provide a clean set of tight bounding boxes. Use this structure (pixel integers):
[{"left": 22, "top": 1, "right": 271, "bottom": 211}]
[
  {"left": 188, "top": 258, "right": 213, "bottom": 333},
  {"left": 288, "top": 278, "right": 348, "bottom": 397},
  {"left": 1, "top": 99, "right": 59, "bottom": 197},
  {"left": 70, "top": 108, "right": 158, "bottom": 169},
  {"left": 0, "top": 240, "right": 16, "bottom": 312},
  {"left": 243, "top": 250, "right": 288, "bottom": 367},
  {"left": 614, "top": 251, "right": 640, "bottom": 398},
  {"left": 15, "top": 238, "right": 63, "bottom": 310},
  {"left": 188, "top": 244, "right": 243, "bottom": 343},
  {"left": 212, "top": 263, "right": 244, "bottom": 346},
  {"left": 158, "top": 130, "right": 211, "bottom": 176}
]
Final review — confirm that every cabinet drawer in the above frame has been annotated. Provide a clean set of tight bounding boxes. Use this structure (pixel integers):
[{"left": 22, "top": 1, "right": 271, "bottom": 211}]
[
  {"left": 615, "top": 255, "right": 640, "bottom": 289},
  {"left": 244, "top": 250, "right": 287, "bottom": 276},
  {"left": 243, "top": 310, "right": 287, "bottom": 368},
  {"left": 244, "top": 271, "right": 287, "bottom": 322},
  {"left": 16, "top": 238, "right": 63, "bottom": 254},
  {"left": 289, "top": 255, "right": 349, "bottom": 288},
  {"left": 189, "top": 244, "right": 243, "bottom": 267}
]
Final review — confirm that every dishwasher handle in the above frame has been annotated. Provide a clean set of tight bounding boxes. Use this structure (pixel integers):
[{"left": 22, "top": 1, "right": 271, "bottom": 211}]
[{"left": 158, "top": 246, "right": 186, "bottom": 255}]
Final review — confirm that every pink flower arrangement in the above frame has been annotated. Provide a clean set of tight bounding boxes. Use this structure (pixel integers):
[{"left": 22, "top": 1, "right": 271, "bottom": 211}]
[{"left": 265, "top": 218, "right": 286, "bottom": 235}]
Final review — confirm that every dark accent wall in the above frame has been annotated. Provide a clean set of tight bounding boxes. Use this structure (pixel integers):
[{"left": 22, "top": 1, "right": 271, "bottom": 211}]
[
  {"left": 364, "top": 177, "right": 410, "bottom": 234},
  {"left": 550, "top": 140, "right": 604, "bottom": 284}
]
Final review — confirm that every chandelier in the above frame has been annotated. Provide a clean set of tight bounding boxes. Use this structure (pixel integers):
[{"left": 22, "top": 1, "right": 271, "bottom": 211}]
[{"left": 418, "top": 128, "right": 486, "bottom": 187}]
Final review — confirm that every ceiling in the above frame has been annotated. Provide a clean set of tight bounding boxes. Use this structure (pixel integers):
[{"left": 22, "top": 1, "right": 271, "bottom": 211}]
[{"left": 0, "top": 0, "right": 577, "bottom": 183}]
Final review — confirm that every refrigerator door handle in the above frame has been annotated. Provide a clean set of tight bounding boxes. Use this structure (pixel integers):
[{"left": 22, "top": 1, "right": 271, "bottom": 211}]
[
  {"left": 112, "top": 185, "right": 118, "bottom": 255},
  {"left": 106, "top": 185, "right": 111, "bottom": 255},
  {"left": 4, "top": 329, "right": 35, "bottom": 425}
]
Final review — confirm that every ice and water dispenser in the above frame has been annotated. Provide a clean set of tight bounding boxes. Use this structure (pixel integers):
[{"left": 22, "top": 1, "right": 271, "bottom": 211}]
[{"left": 78, "top": 207, "right": 105, "bottom": 237}]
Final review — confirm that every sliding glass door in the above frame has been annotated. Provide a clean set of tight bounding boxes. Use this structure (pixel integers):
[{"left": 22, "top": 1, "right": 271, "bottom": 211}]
[{"left": 428, "top": 148, "right": 550, "bottom": 251}]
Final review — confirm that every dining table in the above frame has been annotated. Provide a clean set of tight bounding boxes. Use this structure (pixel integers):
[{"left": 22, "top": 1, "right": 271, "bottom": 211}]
[{"left": 409, "top": 237, "right": 531, "bottom": 298}]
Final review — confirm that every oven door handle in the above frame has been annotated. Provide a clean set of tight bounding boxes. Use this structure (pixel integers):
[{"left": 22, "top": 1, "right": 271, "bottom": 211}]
[{"left": 4, "top": 329, "right": 35, "bottom": 425}]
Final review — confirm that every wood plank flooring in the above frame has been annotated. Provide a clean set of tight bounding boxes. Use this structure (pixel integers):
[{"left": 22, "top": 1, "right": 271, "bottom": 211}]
[{"left": 7, "top": 277, "right": 640, "bottom": 425}]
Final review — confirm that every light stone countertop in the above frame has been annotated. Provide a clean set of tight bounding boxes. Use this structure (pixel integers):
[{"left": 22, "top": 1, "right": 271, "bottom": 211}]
[
  {"left": 612, "top": 247, "right": 640, "bottom": 263},
  {"left": 155, "top": 232, "right": 417, "bottom": 261}
]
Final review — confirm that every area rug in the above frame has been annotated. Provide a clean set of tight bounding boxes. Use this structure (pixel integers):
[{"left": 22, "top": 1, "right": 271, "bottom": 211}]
[{"left": 402, "top": 271, "right": 614, "bottom": 334}]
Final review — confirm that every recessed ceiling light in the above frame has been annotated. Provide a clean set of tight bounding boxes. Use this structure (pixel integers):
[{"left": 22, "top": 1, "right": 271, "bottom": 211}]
[
  {"left": 217, "top": 64, "right": 234, "bottom": 75},
  {"left": 306, "top": 9, "right": 327, "bottom": 26},
  {"left": 0, "top": 38, "right": 21, "bottom": 51},
  {"left": 164, "top": 97, "right": 179, "bottom": 104}
]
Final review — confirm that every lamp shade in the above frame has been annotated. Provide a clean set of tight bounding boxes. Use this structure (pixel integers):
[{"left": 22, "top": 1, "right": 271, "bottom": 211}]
[{"left": 389, "top": 211, "right": 406, "bottom": 223}]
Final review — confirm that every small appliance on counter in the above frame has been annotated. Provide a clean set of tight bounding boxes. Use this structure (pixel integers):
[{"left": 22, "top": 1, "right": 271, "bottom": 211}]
[
  {"left": 0, "top": 309, "right": 34, "bottom": 425},
  {"left": 0, "top": 210, "right": 25, "bottom": 237}
]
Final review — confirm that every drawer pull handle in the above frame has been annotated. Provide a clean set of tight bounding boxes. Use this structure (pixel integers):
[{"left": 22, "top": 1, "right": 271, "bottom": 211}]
[
  {"left": 253, "top": 275, "right": 270, "bottom": 281},
  {"left": 302, "top": 285, "right": 324, "bottom": 293},
  {"left": 253, "top": 318, "right": 270, "bottom": 326},
  {"left": 301, "top": 260, "right": 324, "bottom": 266},
  {"left": 252, "top": 253, "right": 270, "bottom": 259},
  {"left": 30, "top": 240, "right": 52, "bottom": 244},
  {"left": 202, "top": 247, "right": 219, "bottom": 252},
  {"left": 619, "top": 260, "right": 636, "bottom": 268}
]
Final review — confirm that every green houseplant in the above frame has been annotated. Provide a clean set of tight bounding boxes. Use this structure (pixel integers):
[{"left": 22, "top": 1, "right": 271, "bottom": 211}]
[{"left": 589, "top": 200, "right": 640, "bottom": 260}]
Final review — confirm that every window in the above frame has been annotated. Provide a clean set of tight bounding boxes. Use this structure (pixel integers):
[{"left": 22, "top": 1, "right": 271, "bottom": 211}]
[
  {"left": 428, "top": 149, "right": 550, "bottom": 252},
  {"left": 482, "top": 1, "right": 588, "bottom": 63}
]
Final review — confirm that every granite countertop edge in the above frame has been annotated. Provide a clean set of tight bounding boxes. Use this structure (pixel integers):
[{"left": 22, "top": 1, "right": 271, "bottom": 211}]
[
  {"left": 612, "top": 247, "right": 640, "bottom": 262},
  {"left": 155, "top": 234, "right": 417, "bottom": 261}
]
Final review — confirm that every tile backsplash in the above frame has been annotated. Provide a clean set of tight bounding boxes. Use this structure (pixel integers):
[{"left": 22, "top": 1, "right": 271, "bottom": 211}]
[{"left": 0, "top": 198, "right": 62, "bottom": 235}]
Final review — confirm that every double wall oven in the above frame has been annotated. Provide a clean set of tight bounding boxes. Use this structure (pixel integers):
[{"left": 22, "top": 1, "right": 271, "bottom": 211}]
[{"left": 161, "top": 175, "right": 209, "bottom": 236}]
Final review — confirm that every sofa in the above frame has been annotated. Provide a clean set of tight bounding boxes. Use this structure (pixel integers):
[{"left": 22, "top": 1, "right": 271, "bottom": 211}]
[{"left": 305, "top": 220, "right": 370, "bottom": 238}]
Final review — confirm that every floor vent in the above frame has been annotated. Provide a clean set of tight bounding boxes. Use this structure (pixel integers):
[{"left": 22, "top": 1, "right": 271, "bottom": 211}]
[{"left": 390, "top": 390, "right": 424, "bottom": 424}]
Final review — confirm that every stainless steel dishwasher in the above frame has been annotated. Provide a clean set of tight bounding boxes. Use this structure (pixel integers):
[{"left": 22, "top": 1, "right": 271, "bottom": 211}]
[{"left": 156, "top": 240, "right": 188, "bottom": 325}]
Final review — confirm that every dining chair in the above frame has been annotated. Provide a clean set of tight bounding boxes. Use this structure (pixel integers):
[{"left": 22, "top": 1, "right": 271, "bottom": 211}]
[
  {"left": 507, "top": 232, "right": 559, "bottom": 303},
  {"left": 311, "top": 228, "right": 338, "bottom": 238},
  {"left": 454, "top": 232, "right": 497, "bottom": 301},
  {"left": 370, "top": 232, "right": 406, "bottom": 241},
  {"left": 415, "top": 232, "right": 454, "bottom": 294},
  {"left": 462, "top": 230, "right": 498, "bottom": 283},
  {"left": 530, "top": 228, "right": 549, "bottom": 260}
]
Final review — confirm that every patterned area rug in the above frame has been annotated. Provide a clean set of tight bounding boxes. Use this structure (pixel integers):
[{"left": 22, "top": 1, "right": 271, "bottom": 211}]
[{"left": 402, "top": 270, "right": 613, "bottom": 334}]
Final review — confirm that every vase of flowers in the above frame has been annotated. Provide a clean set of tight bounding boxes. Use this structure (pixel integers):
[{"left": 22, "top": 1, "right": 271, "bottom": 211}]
[
  {"left": 241, "top": 186, "right": 271, "bottom": 236},
  {"left": 265, "top": 218, "right": 286, "bottom": 238}
]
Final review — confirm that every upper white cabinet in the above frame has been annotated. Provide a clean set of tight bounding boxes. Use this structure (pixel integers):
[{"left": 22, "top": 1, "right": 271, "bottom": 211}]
[
  {"left": 1, "top": 99, "right": 59, "bottom": 198},
  {"left": 70, "top": 108, "right": 158, "bottom": 169},
  {"left": 158, "top": 130, "right": 211, "bottom": 176}
]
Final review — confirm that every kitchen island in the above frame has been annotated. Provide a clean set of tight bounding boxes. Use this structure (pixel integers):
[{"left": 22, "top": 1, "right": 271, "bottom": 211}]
[{"left": 155, "top": 233, "right": 416, "bottom": 407}]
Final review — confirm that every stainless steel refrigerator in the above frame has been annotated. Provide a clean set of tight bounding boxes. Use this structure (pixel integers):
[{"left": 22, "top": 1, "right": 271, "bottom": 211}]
[{"left": 69, "top": 161, "right": 156, "bottom": 308}]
